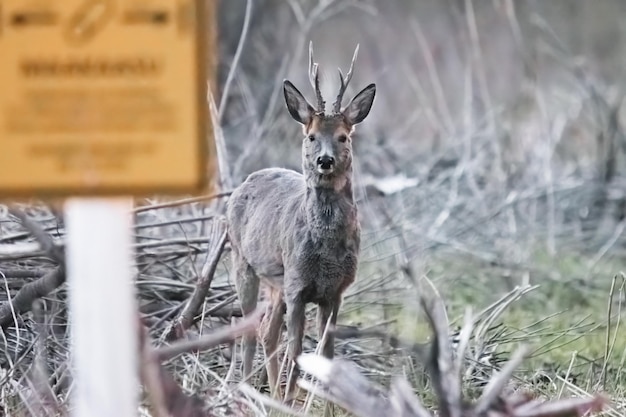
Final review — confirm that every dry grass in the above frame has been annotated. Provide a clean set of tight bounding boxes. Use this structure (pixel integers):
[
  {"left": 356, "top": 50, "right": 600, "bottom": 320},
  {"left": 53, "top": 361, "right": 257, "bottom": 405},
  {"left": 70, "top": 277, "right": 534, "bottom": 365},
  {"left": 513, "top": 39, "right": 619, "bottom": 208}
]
[{"left": 0, "top": 183, "right": 623, "bottom": 416}]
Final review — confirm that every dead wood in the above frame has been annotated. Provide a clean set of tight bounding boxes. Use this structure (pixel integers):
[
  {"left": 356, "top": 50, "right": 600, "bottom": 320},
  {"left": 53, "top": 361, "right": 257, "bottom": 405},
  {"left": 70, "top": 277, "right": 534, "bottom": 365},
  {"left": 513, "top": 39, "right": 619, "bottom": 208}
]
[
  {"left": 7, "top": 206, "right": 64, "bottom": 264},
  {"left": 29, "top": 300, "right": 60, "bottom": 415},
  {"left": 163, "top": 218, "right": 228, "bottom": 341},
  {"left": 0, "top": 242, "right": 47, "bottom": 261},
  {"left": 139, "top": 319, "right": 209, "bottom": 417},
  {"left": 0, "top": 267, "right": 65, "bottom": 329},
  {"left": 139, "top": 309, "right": 262, "bottom": 417},
  {"left": 333, "top": 326, "right": 429, "bottom": 355},
  {"left": 0, "top": 268, "right": 48, "bottom": 278},
  {"left": 133, "top": 191, "right": 233, "bottom": 214},
  {"left": 155, "top": 308, "right": 263, "bottom": 362},
  {"left": 0, "top": 207, "right": 66, "bottom": 329}
]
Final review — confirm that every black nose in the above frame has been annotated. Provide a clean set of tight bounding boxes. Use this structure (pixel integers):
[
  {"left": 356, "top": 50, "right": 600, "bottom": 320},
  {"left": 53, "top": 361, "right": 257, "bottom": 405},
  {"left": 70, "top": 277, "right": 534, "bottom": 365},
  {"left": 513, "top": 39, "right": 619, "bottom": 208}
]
[{"left": 317, "top": 155, "right": 335, "bottom": 170}]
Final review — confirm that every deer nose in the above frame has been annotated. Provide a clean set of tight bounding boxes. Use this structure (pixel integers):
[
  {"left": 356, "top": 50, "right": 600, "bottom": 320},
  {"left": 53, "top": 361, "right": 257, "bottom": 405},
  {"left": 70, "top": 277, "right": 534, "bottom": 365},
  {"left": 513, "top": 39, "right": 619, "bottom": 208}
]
[{"left": 317, "top": 155, "right": 335, "bottom": 170}]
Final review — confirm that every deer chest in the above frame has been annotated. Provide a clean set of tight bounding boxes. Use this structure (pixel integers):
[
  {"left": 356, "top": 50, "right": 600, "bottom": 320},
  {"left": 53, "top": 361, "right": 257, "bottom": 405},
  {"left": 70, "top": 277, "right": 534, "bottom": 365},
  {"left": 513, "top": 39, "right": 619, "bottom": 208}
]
[{"left": 292, "top": 236, "right": 359, "bottom": 305}]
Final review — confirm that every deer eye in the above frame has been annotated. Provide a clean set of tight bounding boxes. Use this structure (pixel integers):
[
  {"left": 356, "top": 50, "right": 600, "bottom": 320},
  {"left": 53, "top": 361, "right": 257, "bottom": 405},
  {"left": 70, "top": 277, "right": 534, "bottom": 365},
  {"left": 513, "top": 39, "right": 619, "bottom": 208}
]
[
  {"left": 308, "top": 134, "right": 316, "bottom": 142},
  {"left": 338, "top": 134, "right": 348, "bottom": 143}
]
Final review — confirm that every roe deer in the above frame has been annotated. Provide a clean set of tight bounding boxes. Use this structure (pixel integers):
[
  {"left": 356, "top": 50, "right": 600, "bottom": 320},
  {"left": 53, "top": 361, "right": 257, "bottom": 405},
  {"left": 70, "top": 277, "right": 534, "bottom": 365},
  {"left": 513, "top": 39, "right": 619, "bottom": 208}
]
[{"left": 227, "top": 42, "right": 376, "bottom": 399}]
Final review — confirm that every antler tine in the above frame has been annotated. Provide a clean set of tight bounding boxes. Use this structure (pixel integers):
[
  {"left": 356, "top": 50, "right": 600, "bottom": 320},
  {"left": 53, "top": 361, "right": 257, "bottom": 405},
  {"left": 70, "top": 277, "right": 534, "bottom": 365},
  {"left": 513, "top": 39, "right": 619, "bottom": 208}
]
[
  {"left": 308, "top": 41, "right": 316, "bottom": 89},
  {"left": 308, "top": 41, "right": 325, "bottom": 113},
  {"left": 332, "top": 44, "right": 360, "bottom": 113}
]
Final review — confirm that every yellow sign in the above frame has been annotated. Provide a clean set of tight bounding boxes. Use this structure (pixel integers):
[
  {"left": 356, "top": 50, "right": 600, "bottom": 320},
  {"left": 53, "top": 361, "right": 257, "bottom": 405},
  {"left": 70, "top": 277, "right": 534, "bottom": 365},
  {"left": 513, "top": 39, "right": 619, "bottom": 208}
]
[{"left": 0, "top": 0, "right": 214, "bottom": 196}]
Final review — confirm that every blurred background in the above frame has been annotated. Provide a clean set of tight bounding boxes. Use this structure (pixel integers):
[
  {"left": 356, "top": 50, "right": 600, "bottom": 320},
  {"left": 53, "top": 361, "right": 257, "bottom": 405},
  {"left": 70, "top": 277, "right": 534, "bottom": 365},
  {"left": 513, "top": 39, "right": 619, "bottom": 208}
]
[{"left": 218, "top": 0, "right": 625, "bottom": 245}]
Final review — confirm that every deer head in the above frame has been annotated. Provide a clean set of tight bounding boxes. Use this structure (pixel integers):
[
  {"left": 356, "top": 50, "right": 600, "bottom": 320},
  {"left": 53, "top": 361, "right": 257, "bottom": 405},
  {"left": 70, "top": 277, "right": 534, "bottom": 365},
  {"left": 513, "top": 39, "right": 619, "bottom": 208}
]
[{"left": 283, "top": 42, "right": 376, "bottom": 188}]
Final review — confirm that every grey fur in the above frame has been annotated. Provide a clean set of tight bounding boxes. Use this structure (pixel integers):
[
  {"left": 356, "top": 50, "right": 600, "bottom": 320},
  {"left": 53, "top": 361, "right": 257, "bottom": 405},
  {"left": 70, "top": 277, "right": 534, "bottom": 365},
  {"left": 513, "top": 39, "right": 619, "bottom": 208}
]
[{"left": 227, "top": 50, "right": 375, "bottom": 399}]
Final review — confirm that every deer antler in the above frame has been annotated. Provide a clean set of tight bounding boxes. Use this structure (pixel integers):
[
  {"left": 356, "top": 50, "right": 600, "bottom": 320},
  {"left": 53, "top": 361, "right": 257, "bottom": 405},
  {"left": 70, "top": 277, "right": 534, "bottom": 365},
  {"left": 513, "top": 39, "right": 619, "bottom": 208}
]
[
  {"left": 332, "top": 44, "right": 359, "bottom": 114},
  {"left": 308, "top": 41, "right": 325, "bottom": 113}
]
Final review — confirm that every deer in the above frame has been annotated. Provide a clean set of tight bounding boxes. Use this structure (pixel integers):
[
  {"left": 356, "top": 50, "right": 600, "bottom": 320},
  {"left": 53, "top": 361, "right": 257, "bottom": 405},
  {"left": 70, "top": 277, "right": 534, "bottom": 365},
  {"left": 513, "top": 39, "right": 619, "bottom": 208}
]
[{"left": 226, "top": 42, "right": 376, "bottom": 400}]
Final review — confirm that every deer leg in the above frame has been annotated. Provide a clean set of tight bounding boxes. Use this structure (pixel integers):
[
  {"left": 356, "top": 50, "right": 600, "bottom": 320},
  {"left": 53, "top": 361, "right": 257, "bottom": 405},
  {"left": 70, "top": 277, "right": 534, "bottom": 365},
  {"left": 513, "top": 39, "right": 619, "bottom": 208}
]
[
  {"left": 316, "top": 303, "right": 334, "bottom": 359},
  {"left": 284, "top": 295, "right": 305, "bottom": 401},
  {"left": 233, "top": 256, "right": 260, "bottom": 383},
  {"left": 319, "top": 300, "right": 341, "bottom": 417},
  {"left": 317, "top": 298, "right": 341, "bottom": 359},
  {"left": 261, "top": 289, "right": 286, "bottom": 398}
]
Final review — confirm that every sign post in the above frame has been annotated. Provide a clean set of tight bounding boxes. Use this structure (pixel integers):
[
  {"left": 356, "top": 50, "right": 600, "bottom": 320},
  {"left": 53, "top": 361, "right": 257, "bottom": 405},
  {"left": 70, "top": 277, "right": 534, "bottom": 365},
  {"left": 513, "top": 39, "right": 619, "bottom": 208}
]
[
  {"left": 65, "top": 197, "right": 137, "bottom": 417},
  {"left": 0, "top": 1, "right": 215, "bottom": 416}
]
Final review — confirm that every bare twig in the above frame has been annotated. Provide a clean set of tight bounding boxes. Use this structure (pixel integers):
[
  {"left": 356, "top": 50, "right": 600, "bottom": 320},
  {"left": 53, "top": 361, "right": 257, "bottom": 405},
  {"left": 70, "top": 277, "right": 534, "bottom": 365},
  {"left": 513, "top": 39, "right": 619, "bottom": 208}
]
[
  {"left": 30, "top": 300, "right": 58, "bottom": 415},
  {"left": 409, "top": 19, "right": 454, "bottom": 134},
  {"left": 238, "top": 383, "right": 309, "bottom": 417},
  {"left": 298, "top": 354, "right": 389, "bottom": 417},
  {"left": 135, "top": 214, "right": 216, "bottom": 230},
  {"left": 133, "top": 191, "right": 233, "bottom": 214},
  {"left": 0, "top": 267, "right": 65, "bottom": 329},
  {"left": 7, "top": 206, "right": 64, "bottom": 264},
  {"left": 0, "top": 207, "right": 67, "bottom": 328},
  {"left": 600, "top": 273, "right": 625, "bottom": 390},
  {"left": 332, "top": 326, "right": 428, "bottom": 355},
  {"left": 218, "top": 0, "right": 252, "bottom": 123},
  {"left": 163, "top": 219, "right": 228, "bottom": 341},
  {"left": 0, "top": 242, "right": 47, "bottom": 260},
  {"left": 475, "top": 345, "right": 530, "bottom": 414},
  {"left": 139, "top": 320, "right": 208, "bottom": 417},
  {"left": 155, "top": 308, "right": 263, "bottom": 362}
]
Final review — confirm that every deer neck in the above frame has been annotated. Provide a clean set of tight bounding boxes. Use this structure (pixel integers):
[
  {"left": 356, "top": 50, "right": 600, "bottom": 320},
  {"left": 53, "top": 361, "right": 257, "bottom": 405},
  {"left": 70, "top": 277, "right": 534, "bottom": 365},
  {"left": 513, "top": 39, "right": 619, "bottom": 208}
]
[{"left": 304, "top": 171, "right": 357, "bottom": 239}]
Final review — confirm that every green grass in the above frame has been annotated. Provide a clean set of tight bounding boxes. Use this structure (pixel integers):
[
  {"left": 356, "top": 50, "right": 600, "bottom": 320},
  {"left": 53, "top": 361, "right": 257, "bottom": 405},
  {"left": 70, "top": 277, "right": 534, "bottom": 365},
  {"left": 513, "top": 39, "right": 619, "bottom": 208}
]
[{"left": 336, "top": 246, "right": 626, "bottom": 415}]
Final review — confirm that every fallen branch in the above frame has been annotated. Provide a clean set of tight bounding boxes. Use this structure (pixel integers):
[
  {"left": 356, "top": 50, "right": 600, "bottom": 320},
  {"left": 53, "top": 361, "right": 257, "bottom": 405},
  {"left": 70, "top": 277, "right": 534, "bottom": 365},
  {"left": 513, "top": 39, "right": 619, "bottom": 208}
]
[
  {"left": 7, "top": 206, "right": 64, "bottom": 264},
  {"left": 0, "top": 242, "right": 46, "bottom": 261},
  {"left": 163, "top": 218, "right": 228, "bottom": 341},
  {"left": 333, "top": 326, "right": 428, "bottom": 355},
  {"left": 0, "top": 267, "right": 65, "bottom": 329},
  {"left": 30, "top": 300, "right": 60, "bottom": 414},
  {"left": 138, "top": 309, "right": 262, "bottom": 416},
  {"left": 155, "top": 308, "right": 263, "bottom": 362},
  {"left": 0, "top": 268, "right": 48, "bottom": 278},
  {"left": 139, "top": 319, "right": 209, "bottom": 417},
  {"left": 0, "top": 207, "right": 66, "bottom": 329},
  {"left": 297, "top": 355, "right": 390, "bottom": 417},
  {"left": 133, "top": 191, "right": 233, "bottom": 214}
]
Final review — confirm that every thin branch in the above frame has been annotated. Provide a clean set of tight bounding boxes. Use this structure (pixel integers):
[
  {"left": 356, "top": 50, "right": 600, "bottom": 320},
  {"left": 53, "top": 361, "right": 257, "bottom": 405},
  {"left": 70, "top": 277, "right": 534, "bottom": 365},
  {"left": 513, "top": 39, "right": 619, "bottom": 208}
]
[
  {"left": 31, "top": 300, "right": 59, "bottom": 414},
  {"left": 218, "top": 0, "right": 253, "bottom": 123},
  {"left": 332, "top": 326, "right": 428, "bottom": 356},
  {"left": 7, "top": 206, "right": 64, "bottom": 264},
  {"left": 475, "top": 345, "right": 530, "bottom": 414},
  {"left": 133, "top": 191, "right": 233, "bottom": 214},
  {"left": 0, "top": 242, "right": 47, "bottom": 261},
  {"left": 155, "top": 308, "right": 263, "bottom": 362},
  {"left": 139, "top": 320, "right": 209, "bottom": 417},
  {"left": 0, "top": 267, "right": 65, "bottom": 329},
  {"left": 297, "top": 354, "right": 390, "bottom": 417},
  {"left": 163, "top": 219, "right": 228, "bottom": 341}
]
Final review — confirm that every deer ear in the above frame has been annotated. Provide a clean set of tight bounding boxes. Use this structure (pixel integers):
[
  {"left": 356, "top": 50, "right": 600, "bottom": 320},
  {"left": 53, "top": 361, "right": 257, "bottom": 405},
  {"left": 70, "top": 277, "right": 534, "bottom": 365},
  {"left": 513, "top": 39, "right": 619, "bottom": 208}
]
[
  {"left": 342, "top": 83, "right": 376, "bottom": 125},
  {"left": 283, "top": 80, "right": 315, "bottom": 125}
]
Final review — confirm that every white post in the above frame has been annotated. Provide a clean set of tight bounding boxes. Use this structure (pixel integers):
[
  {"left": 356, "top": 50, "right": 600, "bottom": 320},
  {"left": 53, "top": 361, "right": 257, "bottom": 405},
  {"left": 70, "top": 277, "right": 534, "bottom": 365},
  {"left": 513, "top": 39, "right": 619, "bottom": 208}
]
[{"left": 65, "top": 198, "right": 138, "bottom": 417}]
